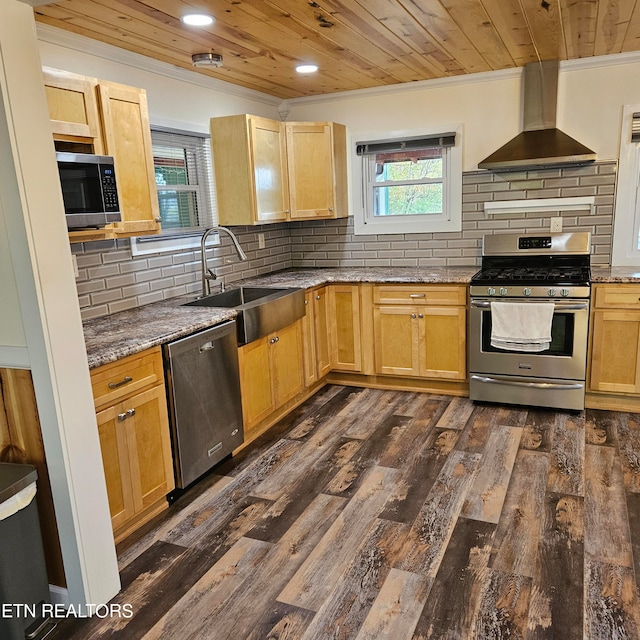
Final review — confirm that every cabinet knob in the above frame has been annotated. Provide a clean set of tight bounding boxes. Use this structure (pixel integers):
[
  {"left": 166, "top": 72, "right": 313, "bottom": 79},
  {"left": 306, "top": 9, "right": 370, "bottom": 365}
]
[
  {"left": 418, "top": 313, "right": 424, "bottom": 318},
  {"left": 316, "top": 295, "right": 321, "bottom": 300},
  {"left": 328, "top": 207, "right": 334, "bottom": 212},
  {"left": 126, "top": 408, "right": 136, "bottom": 417},
  {"left": 411, "top": 313, "right": 417, "bottom": 319},
  {"left": 117, "top": 412, "right": 127, "bottom": 422}
]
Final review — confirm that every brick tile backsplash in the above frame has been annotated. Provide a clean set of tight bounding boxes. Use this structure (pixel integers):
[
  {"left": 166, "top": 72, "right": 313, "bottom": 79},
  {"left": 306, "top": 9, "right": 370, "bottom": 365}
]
[{"left": 74, "top": 162, "right": 617, "bottom": 320}]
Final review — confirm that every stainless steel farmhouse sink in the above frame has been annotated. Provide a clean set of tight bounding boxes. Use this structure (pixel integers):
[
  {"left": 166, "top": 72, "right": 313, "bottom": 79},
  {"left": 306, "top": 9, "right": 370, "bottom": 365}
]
[{"left": 183, "top": 286, "right": 305, "bottom": 345}]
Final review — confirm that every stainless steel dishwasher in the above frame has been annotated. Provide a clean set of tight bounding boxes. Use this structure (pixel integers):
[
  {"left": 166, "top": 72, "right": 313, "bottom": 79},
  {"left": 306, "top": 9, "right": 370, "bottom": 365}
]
[{"left": 163, "top": 320, "right": 244, "bottom": 488}]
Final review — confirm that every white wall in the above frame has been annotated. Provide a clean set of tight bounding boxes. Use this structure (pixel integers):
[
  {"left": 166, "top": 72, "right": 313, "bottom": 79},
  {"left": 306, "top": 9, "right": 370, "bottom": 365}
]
[{"left": 285, "top": 56, "right": 640, "bottom": 170}]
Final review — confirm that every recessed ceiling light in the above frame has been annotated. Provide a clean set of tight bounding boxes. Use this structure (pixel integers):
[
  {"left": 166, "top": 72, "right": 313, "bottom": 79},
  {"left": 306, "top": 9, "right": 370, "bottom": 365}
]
[
  {"left": 296, "top": 64, "right": 319, "bottom": 74},
  {"left": 181, "top": 14, "right": 215, "bottom": 26}
]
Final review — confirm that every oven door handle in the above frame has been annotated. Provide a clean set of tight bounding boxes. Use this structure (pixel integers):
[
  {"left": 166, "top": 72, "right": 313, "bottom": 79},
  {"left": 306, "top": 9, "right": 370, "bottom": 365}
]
[
  {"left": 470, "top": 375, "right": 585, "bottom": 390},
  {"left": 470, "top": 300, "right": 589, "bottom": 310}
]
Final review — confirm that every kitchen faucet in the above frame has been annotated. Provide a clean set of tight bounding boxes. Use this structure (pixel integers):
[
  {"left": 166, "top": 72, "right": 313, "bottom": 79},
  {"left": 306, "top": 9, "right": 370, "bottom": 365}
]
[{"left": 200, "top": 226, "right": 248, "bottom": 296}]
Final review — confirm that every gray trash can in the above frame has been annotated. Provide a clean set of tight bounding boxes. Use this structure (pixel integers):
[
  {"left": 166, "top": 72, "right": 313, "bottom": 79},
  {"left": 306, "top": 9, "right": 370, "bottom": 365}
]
[{"left": 0, "top": 463, "right": 55, "bottom": 640}]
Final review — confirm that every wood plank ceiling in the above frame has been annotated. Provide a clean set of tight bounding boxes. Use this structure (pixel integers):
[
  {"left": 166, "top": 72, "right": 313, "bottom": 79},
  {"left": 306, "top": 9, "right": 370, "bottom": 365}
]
[{"left": 33, "top": 0, "right": 640, "bottom": 99}]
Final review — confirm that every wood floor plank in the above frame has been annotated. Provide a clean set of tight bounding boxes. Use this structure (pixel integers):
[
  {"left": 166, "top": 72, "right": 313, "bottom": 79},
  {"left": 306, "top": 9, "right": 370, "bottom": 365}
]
[
  {"left": 461, "top": 424, "right": 522, "bottom": 523},
  {"left": 198, "top": 493, "right": 347, "bottom": 639},
  {"left": 354, "top": 568, "right": 429, "bottom": 640},
  {"left": 584, "top": 444, "right": 634, "bottom": 568},
  {"left": 615, "top": 413, "right": 640, "bottom": 492},
  {"left": 584, "top": 560, "right": 640, "bottom": 639},
  {"left": 394, "top": 450, "right": 480, "bottom": 577},
  {"left": 625, "top": 491, "right": 640, "bottom": 593},
  {"left": 142, "top": 536, "right": 273, "bottom": 640},
  {"left": 277, "top": 465, "right": 400, "bottom": 611},
  {"left": 547, "top": 413, "right": 585, "bottom": 496},
  {"left": 300, "top": 518, "right": 410, "bottom": 640},
  {"left": 585, "top": 408, "right": 619, "bottom": 447},
  {"left": 527, "top": 493, "right": 584, "bottom": 639},
  {"left": 490, "top": 450, "right": 550, "bottom": 578},
  {"left": 434, "top": 396, "right": 476, "bottom": 430},
  {"left": 322, "top": 413, "right": 410, "bottom": 497},
  {"left": 379, "top": 427, "right": 461, "bottom": 524},
  {"left": 341, "top": 389, "right": 402, "bottom": 439},
  {"left": 245, "top": 602, "right": 316, "bottom": 640},
  {"left": 520, "top": 408, "right": 558, "bottom": 453},
  {"left": 411, "top": 517, "right": 498, "bottom": 639}
]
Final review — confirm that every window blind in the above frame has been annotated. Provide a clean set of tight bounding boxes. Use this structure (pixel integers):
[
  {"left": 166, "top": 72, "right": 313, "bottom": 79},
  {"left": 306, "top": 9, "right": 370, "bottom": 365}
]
[
  {"left": 151, "top": 127, "right": 217, "bottom": 234},
  {"left": 632, "top": 113, "right": 640, "bottom": 142},
  {"left": 356, "top": 133, "right": 456, "bottom": 156}
]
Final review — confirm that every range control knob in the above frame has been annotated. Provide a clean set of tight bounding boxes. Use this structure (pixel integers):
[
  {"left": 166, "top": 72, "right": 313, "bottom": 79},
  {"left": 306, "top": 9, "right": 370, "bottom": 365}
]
[
  {"left": 523, "top": 287, "right": 532, "bottom": 296},
  {"left": 487, "top": 287, "right": 496, "bottom": 296},
  {"left": 499, "top": 287, "right": 508, "bottom": 296},
  {"left": 548, "top": 288, "right": 557, "bottom": 297},
  {"left": 560, "top": 288, "right": 570, "bottom": 297}
]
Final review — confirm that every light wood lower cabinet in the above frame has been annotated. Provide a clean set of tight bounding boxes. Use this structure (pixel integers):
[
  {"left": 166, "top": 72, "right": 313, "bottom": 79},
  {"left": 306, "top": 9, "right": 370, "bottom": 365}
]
[
  {"left": 329, "top": 285, "right": 362, "bottom": 372},
  {"left": 589, "top": 285, "right": 640, "bottom": 397},
  {"left": 91, "top": 347, "right": 174, "bottom": 542},
  {"left": 238, "top": 320, "right": 304, "bottom": 436},
  {"left": 372, "top": 285, "right": 466, "bottom": 381}
]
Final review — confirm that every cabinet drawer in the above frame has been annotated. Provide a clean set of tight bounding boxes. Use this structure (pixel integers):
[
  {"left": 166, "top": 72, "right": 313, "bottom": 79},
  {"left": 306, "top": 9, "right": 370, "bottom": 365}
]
[
  {"left": 373, "top": 285, "right": 467, "bottom": 306},
  {"left": 90, "top": 346, "right": 164, "bottom": 410},
  {"left": 594, "top": 285, "right": 640, "bottom": 309}
]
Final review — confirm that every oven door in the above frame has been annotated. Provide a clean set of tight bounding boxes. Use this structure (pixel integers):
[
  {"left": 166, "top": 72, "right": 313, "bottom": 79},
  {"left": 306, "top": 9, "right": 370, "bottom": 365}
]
[{"left": 469, "top": 298, "right": 589, "bottom": 381}]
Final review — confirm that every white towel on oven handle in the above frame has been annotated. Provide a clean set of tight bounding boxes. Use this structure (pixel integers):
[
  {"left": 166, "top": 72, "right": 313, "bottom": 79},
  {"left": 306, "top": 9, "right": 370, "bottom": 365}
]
[{"left": 490, "top": 301, "right": 555, "bottom": 352}]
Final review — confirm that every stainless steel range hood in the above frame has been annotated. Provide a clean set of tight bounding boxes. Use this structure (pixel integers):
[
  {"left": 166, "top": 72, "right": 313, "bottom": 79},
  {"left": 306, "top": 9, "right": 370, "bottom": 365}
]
[{"left": 478, "top": 60, "right": 596, "bottom": 171}]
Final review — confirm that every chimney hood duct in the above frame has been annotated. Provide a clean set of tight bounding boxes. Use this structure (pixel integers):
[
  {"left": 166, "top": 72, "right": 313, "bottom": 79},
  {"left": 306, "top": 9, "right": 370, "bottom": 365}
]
[{"left": 478, "top": 60, "right": 596, "bottom": 171}]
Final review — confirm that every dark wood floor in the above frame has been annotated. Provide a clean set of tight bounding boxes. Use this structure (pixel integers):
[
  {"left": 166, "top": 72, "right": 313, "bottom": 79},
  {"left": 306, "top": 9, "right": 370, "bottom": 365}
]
[{"left": 51, "top": 385, "right": 640, "bottom": 639}]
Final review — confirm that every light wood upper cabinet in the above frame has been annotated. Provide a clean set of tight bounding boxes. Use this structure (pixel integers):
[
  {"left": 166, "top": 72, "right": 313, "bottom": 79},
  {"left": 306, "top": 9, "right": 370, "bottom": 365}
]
[
  {"left": 589, "top": 284, "right": 640, "bottom": 395},
  {"left": 286, "top": 122, "right": 347, "bottom": 220},
  {"left": 42, "top": 67, "right": 104, "bottom": 152},
  {"left": 90, "top": 347, "right": 174, "bottom": 543},
  {"left": 96, "top": 81, "right": 161, "bottom": 236},
  {"left": 42, "top": 67, "right": 161, "bottom": 241},
  {"left": 372, "top": 285, "right": 466, "bottom": 380},
  {"left": 210, "top": 114, "right": 347, "bottom": 225}
]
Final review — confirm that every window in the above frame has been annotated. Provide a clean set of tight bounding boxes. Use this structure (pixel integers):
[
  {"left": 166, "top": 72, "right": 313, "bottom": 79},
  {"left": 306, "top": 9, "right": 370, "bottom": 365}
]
[
  {"left": 353, "top": 127, "right": 462, "bottom": 235},
  {"left": 131, "top": 127, "right": 218, "bottom": 255},
  {"left": 612, "top": 105, "right": 640, "bottom": 265}
]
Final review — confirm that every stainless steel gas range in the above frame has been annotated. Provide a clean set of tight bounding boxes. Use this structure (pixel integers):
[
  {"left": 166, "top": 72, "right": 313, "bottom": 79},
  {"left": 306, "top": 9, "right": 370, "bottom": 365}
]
[{"left": 469, "top": 232, "right": 591, "bottom": 411}]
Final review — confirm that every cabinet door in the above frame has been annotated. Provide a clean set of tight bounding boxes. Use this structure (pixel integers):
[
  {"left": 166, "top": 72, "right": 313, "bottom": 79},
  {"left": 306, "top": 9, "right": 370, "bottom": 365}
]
[
  {"left": 122, "top": 386, "right": 174, "bottom": 513},
  {"left": 239, "top": 337, "right": 275, "bottom": 434},
  {"left": 97, "top": 81, "right": 161, "bottom": 235},
  {"left": 42, "top": 67, "right": 103, "bottom": 152},
  {"left": 590, "top": 309, "right": 640, "bottom": 394},
  {"left": 301, "top": 291, "right": 318, "bottom": 387},
  {"left": 272, "top": 321, "right": 304, "bottom": 407},
  {"left": 373, "top": 306, "right": 420, "bottom": 376},
  {"left": 313, "top": 287, "right": 331, "bottom": 378},
  {"left": 286, "top": 122, "right": 335, "bottom": 220},
  {"left": 249, "top": 116, "right": 289, "bottom": 223},
  {"left": 420, "top": 307, "right": 466, "bottom": 379},
  {"left": 96, "top": 405, "right": 136, "bottom": 532},
  {"left": 329, "top": 285, "right": 362, "bottom": 372}
]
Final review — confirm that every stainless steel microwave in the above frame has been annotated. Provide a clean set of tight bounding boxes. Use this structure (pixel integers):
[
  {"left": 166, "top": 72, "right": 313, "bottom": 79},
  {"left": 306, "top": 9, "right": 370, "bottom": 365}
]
[{"left": 56, "top": 152, "right": 122, "bottom": 230}]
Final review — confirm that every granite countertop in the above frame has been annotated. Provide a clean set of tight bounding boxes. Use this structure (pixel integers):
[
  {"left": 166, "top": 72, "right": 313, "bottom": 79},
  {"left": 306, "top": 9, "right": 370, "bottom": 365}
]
[
  {"left": 83, "top": 266, "right": 478, "bottom": 369},
  {"left": 591, "top": 266, "right": 640, "bottom": 283}
]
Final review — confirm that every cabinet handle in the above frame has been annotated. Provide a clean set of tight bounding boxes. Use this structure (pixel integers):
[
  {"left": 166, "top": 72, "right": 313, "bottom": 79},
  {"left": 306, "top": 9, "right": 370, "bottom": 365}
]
[
  {"left": 117, "top": 412, "right": 127, "bottom": 422},
  {"left": 411, "top": 313, "right": 417, "bottom": 319},
  {"left": 269, "top": 337, "right": 277, "bottom": 344},
  {"left": 304, "top": 300, "right": 308, "bottom": 305},
  {"left": 410, "top": 293, "right": 426, "bottom": 298},
  {"left": 126, "top": 408, "right": 136, "bottom": 418},
  {"left": 316, "top": 295, "right": 321, "bottom": 300},
  {"left": 418, "top": 313, "right": 424, "bottom": 318},
  {"left": 108, "top": 376, "right": 133, "bottom": 389},
  {"left": 328, "top": 207, "right": 334, "bottom": 212}
]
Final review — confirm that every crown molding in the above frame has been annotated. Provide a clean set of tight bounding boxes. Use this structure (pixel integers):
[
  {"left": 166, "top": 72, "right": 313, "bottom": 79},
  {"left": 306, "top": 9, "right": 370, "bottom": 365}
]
[
  {"left": 287, "top": 51, "right": 640, "bottom": 107},
  {"left": 36, "top": 23, "right": 281, "bottom": 107}
]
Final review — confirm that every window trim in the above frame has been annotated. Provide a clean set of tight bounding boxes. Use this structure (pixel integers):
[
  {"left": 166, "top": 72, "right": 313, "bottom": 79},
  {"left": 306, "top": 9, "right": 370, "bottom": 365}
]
[
  {"left": 612, "top": 104, "right": 640, "bottom": 265},
  {"left": 352, "top": 125, "right": 462, "bottom": 236}
]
